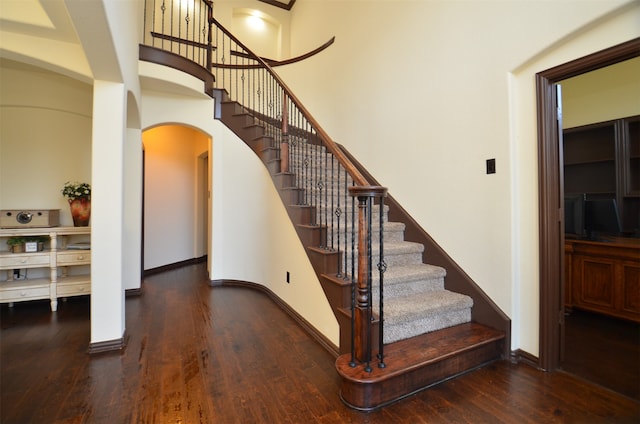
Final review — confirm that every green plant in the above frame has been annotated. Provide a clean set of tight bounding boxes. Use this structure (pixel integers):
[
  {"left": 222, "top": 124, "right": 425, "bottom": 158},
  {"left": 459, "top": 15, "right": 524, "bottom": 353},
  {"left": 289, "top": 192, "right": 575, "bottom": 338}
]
[
  {"left": 62, "top": 181, "right": 91, "bottom": 201},
  {"left": 6, "top": 236, "right": 25, "bottom": 246}
]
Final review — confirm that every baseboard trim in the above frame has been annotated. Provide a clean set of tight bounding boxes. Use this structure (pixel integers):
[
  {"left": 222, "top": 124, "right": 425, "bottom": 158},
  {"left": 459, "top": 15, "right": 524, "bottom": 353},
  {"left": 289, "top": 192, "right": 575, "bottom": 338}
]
[
  {"left": 125, "top": 287, "right": 143, "bottom": 297},
  {"left": 88, "top": 330, "right": 129, "bottom": 355},
  {"left": 511, "top": 349, "right": 541, "bottom": 369},
  {"left": 144, "top": 256, "right": 207, "bottom": 276},
  {"left": 210, "top": 279, "right": 340, "bottom": 358}
]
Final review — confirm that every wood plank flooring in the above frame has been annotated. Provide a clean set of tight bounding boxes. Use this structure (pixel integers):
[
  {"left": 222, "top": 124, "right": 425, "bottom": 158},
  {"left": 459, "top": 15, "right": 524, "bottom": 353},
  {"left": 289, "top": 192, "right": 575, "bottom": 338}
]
[
  {"left": 563, "top": 308, "right": 640, "bottom": 400},
  {"left": 1, "top": 263, "right": 639, "bottom": 423}
]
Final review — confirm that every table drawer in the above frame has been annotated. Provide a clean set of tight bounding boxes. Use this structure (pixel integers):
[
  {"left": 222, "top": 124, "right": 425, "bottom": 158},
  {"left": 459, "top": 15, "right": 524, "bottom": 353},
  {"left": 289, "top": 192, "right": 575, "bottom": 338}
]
[
  {"left": 57, "top": 251, "right": 90, "bottom": 266},
  {"left": 0, "top": 282, "right": 49, "bottom": 302},
  {"left": 57, "top": 281, "right": 90, "bottom": 297},
  {"left": 0, "top": 253, "right": 50, "bottom": 268}
]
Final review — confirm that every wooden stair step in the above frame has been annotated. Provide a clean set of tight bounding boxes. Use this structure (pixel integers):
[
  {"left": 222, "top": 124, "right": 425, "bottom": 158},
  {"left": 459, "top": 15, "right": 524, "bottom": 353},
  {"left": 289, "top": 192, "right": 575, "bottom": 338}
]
[{"left": 335, "top": 322, "right": 504, "bottom": 411}]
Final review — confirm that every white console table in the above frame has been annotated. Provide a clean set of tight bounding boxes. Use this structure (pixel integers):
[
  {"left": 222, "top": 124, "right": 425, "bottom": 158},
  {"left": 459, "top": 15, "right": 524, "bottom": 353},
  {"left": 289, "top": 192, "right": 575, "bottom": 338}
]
[{"left": 0, "top": 226, "right": 90, "bottom": 311}]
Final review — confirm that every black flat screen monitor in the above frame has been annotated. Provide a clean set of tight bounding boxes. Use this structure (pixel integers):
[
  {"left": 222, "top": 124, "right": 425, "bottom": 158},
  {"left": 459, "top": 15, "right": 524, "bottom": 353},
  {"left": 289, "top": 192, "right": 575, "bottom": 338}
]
[
  {"left": 564, "top": 194, "right": 585, "bottom": 237},
  {"left": 585, "top": 198, "right": 622, "bottom": 237}
]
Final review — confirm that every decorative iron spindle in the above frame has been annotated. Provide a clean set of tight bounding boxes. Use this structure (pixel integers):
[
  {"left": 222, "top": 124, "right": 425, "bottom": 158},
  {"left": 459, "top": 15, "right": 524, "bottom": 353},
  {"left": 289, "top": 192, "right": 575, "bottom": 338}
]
[{"left": 377, "top": 199, "right": 387, "bottom": 368}]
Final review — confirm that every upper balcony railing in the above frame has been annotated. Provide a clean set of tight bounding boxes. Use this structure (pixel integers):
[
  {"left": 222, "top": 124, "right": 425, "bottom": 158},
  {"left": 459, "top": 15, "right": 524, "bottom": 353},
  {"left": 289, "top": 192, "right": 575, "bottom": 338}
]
[{"left": 142, "top": 0, "right": 388, "bottom": 371}]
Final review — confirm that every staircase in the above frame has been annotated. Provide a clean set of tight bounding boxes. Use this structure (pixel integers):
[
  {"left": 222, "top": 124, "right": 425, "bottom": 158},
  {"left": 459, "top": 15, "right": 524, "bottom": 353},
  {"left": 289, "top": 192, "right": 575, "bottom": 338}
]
[
  {"left": 140, "top": 0, "right": 508, "bottom": 409},
  {"left": 218, "top": 92, "right": 506, "bottom": 410}
]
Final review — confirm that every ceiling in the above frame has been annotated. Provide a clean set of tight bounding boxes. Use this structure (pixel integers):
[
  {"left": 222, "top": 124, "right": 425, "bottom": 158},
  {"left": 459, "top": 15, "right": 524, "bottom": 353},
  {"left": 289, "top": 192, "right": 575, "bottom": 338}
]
[{"left": 0, "top": 0, "right": 79, "bottom": 43}]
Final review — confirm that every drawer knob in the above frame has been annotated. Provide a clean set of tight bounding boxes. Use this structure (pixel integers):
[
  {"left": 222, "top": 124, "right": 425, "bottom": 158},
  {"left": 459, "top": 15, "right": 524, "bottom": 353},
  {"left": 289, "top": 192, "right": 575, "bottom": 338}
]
[{"left": 77, "top": 255, "right": 84, "bottom": 260}]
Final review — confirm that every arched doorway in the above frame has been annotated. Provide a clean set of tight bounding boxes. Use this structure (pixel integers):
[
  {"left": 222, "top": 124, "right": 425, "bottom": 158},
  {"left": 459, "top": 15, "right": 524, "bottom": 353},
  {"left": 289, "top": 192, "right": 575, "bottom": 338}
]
[{"left": 142, "top": 125, "right": 211, "bottom": 273}]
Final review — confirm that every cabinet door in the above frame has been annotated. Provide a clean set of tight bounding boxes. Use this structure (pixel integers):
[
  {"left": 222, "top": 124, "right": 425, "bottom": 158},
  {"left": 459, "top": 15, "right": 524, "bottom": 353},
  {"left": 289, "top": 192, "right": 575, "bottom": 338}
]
[
  {"left": 620, "top": 261, "right": 640, "bottom": 316},
  {"left": 572, "top": 255, "right": 616, "bottom": 311}
]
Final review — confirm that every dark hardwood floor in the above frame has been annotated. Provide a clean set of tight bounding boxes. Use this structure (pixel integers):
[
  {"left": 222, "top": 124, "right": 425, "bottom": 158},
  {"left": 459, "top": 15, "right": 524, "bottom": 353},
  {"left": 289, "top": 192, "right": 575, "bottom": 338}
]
[
  {"left": 563, "top": 308, "right": 640, "bottom": 400},
  {"left": 2, "top": 263, "right": 639, "bottom": 423}
]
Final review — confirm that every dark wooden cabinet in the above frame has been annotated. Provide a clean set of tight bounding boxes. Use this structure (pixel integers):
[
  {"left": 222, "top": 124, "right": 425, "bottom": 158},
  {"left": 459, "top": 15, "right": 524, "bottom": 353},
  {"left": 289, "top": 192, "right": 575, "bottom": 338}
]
[
  {"left": 563, "top": 115, "right": 640, "bottom": 234},
  {"left": 565, "top": 237, "right": 640, "bottom": 322}
]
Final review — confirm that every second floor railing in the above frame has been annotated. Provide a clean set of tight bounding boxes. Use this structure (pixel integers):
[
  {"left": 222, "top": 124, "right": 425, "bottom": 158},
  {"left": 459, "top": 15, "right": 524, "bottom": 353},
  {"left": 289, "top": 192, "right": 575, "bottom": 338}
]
[{"left": 142, "top": 0, "right": 388, "bottom": 370}]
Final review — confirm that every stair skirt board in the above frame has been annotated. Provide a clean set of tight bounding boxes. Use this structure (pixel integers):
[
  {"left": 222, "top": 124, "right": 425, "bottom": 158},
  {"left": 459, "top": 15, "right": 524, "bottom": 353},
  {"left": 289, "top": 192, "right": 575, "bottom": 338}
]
[{"left": 336, "top": 323, "right": 505, "bottom": 411}]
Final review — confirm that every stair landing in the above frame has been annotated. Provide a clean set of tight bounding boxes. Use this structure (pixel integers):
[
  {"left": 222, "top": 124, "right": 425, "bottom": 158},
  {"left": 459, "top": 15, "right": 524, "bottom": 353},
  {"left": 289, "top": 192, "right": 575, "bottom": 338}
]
[{"left": 335, "top": 322, "right": 505, "bottom": 411}]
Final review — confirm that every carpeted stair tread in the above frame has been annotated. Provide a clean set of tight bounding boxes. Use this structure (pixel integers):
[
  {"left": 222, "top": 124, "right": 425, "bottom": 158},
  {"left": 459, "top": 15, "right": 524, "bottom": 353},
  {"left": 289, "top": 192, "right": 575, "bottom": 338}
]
[
  {"left": 381, "top": 290, "right": 473, "bottom": 343},
  {"left": 377, "top": 263, "right": 446, "bottom": 285}
]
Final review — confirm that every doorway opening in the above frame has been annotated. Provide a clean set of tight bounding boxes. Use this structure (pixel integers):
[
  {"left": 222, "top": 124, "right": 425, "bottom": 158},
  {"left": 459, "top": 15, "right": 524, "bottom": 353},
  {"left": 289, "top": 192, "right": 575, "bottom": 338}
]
[
  {"left": 142, "top": 125, "right": 211, "bottom": 273},
  {"left": 536, "top": 37, "right": 640, "bottom": 373}
]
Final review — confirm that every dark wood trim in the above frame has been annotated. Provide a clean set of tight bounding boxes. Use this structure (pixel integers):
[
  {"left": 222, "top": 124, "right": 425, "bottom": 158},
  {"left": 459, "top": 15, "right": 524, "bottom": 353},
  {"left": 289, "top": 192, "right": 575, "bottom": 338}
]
[
  {"left": 87, "top": 330, "right": 129, "bottom": 355},
  {"left": 536, "top": 37, "right": 640, "bottom": 371},
  {"left": 257, "top": 0, "right": 296, "bottom": 10},
  {"left": 144, "top": 256, "right": 207, "bottom": 277},
  {"left": 209, "top": 279, "right": 340, "bottom": 358},
  {"left": 139, "top": 44, "right": 214, "bottom": 97},
  {"left": 230, "top": 37, "right": 335, "bottom": 68},
  {"left": 338, "top": 144, "right": 512, "bottom": 359},
  {"left": 125, "top": 287, "right": 143, "bottom": 297},
  {"left": 511, "top": 349, "right": 541, "bottom": 369},
  {"left": 150, "top": 31, "right": 210, "bottom": 50}
]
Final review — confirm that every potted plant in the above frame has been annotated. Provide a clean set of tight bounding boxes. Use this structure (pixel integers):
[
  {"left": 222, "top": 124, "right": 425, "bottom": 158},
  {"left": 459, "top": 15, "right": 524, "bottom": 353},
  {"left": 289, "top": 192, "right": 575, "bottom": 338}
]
[
  {"left": 61, "top": 181, "right": 91, "bottom": 226},
  {"left": 6, "top": 236, "right": 25, "bottom": 253},
  {"left": 6, "top": 236, "right": 49, "bottom": 253},
  {"left": 25, "top": 235, "right": 49, "bottom": 252}
]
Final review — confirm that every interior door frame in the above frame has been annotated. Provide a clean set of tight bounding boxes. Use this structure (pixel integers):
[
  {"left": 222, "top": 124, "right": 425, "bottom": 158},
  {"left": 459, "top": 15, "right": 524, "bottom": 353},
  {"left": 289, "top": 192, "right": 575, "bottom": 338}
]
[{"left": 536, "top": 37, "right": 640, "bottom": 371}]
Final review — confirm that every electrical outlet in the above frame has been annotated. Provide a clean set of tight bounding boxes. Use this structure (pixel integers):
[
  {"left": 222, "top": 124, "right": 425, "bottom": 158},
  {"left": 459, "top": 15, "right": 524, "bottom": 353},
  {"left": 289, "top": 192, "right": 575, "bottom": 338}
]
[{"left": 286, "top": 271, "right": 290, "bottom": 284}]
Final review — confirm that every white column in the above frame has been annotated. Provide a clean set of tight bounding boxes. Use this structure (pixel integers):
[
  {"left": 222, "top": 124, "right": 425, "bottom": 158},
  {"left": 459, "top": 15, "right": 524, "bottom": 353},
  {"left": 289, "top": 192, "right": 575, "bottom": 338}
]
[
  {"left": 123, "top": 127, "right": 143, "bottom": 291},
  {"left": 91, "top": 80, "right": 126, "bottom": 345}
]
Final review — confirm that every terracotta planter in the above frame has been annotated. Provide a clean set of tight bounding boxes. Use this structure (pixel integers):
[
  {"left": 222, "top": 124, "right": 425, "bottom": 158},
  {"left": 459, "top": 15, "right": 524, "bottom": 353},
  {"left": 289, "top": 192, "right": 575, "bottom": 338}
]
[{"left": 69, "top": 198, "right": 91, "bottom": 227}]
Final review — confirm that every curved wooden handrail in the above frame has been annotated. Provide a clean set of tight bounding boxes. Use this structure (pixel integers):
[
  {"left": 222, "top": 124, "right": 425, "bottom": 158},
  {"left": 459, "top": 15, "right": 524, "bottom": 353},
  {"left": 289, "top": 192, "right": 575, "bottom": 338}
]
[
  {"left": 230, "top": 37, "right": 335, "bottom": 67},
  {"left": 210, "top": 16, "right": 370, "bottom": 187}
]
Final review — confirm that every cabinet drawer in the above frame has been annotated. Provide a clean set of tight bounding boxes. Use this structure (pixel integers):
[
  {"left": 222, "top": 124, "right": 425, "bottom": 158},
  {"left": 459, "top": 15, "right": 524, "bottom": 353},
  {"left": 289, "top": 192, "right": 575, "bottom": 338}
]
[
  {"left": 57, "top": 251, "right": 90, "bottom": 265},
  {"left": 0, "top": 281, "right": 50, "bottom": 302},
  {"left": 57, "top": 279, "right": 90, "bottom": 297},
  {"left": 0, "top": 253, "right": 50, "bottom": 269}
]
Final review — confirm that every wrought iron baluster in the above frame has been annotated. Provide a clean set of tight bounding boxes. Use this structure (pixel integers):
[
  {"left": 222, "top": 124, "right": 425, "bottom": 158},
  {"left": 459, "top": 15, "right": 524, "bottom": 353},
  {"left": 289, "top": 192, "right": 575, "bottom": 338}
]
[
  {"left": 377, "top": 197, "right": 386, "bottom": 368},
  {"left": 349, "top": 190, "right": 356, "bottom": 368}
]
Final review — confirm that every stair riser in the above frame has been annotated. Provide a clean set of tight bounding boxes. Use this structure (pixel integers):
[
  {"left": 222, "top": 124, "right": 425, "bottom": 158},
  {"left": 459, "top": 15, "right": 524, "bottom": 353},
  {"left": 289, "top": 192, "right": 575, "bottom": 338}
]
[
  {"left": 279, "top": 188, "right": 303, "bottom": 205},
  {"left": 371, "top": 279, "right": 444, "bottom": 301},
  {"left": 384, "top": 308, "right": 472, "bottom": 344},
  {"left": 320, "top": 229, "right": 406, "bottom": 245},
  {"left": 258, "top": 147, "right": 279, "bottom": 162},
  {"left": 272, "top": 173, "right": 295, "bottom": 189},
  {"left": 351, "top": 249, "right": 423, "bottom": 266}
]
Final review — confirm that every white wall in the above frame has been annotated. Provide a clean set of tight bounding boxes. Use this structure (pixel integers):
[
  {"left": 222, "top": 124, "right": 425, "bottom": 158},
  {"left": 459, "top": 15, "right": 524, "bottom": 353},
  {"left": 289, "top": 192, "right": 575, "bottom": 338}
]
[{"left": 278, "top": 0, "right": 640, "bottom": 355}]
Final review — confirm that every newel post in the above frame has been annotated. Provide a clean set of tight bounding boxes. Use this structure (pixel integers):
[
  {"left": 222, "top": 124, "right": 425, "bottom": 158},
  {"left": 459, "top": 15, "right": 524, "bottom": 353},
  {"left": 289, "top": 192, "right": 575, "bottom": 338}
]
[{"left": 349, "top": 185, "right": 387, "bottom": 370}]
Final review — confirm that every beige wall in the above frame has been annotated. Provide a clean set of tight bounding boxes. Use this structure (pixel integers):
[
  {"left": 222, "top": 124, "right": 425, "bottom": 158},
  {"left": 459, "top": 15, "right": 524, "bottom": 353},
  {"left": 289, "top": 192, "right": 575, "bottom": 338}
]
[
  {"left": 562, "top": 56, "right": 640, "bottom": 129},
  {"left": 0, "top": 59, "right": 92, "bottom": 225},
  {"left": 278, "top": 0, "right": 640, "bottom": 355}
]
